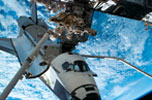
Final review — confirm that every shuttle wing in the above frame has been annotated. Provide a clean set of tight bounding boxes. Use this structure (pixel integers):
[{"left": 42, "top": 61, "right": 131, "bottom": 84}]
[{"left": 0, "top": 38, "right": 16, "bottom": 55}]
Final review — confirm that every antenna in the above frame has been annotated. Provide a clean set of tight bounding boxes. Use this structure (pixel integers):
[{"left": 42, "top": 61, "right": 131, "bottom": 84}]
[
  {"left": 81, "top": 54, "right": 152, "bottom": 79},
  {"left": 31, "top": 0, "right": 38, "bottom": 24}
]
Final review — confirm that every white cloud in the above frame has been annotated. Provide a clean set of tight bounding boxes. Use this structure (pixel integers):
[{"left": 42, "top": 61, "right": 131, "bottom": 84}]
[
  {"left": 110, "top": 79, "right": 141, "bottom": 98},
  {"left": 3, "top": 0, "right": 27, "bottom": 16},
  {"left": 111, "top": 85, "right": 128, "bottom": 97}
]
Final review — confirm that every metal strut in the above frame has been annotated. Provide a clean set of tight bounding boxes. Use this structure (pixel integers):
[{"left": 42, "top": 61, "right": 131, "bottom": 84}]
[
  {"left": 81, "top": 54, "right": 152, "bottom": 79},
  {"left": 0, "top": 29, "right": 53, "bottom": 100}
]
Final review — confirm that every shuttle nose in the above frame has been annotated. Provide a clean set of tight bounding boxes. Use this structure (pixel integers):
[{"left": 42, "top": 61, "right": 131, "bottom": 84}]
[
  {"left": 73, "top": 93, "right": 100, "bottom": 100},
  {"left": 71, "top": 85, "right": 101, "bottom": 100},
  {"left": 83, "top": 93, "right": 100, "bottom": 100}
]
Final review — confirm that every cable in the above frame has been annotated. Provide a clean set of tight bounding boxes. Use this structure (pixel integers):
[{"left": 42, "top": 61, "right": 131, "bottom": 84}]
[{"left": 80, "top": 54, "right": 152, "bottom": 79}]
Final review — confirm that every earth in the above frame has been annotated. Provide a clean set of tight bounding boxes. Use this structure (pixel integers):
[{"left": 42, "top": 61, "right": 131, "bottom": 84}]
[{"left": 0, "top": 0, "right": 152, "bottom": 100}]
